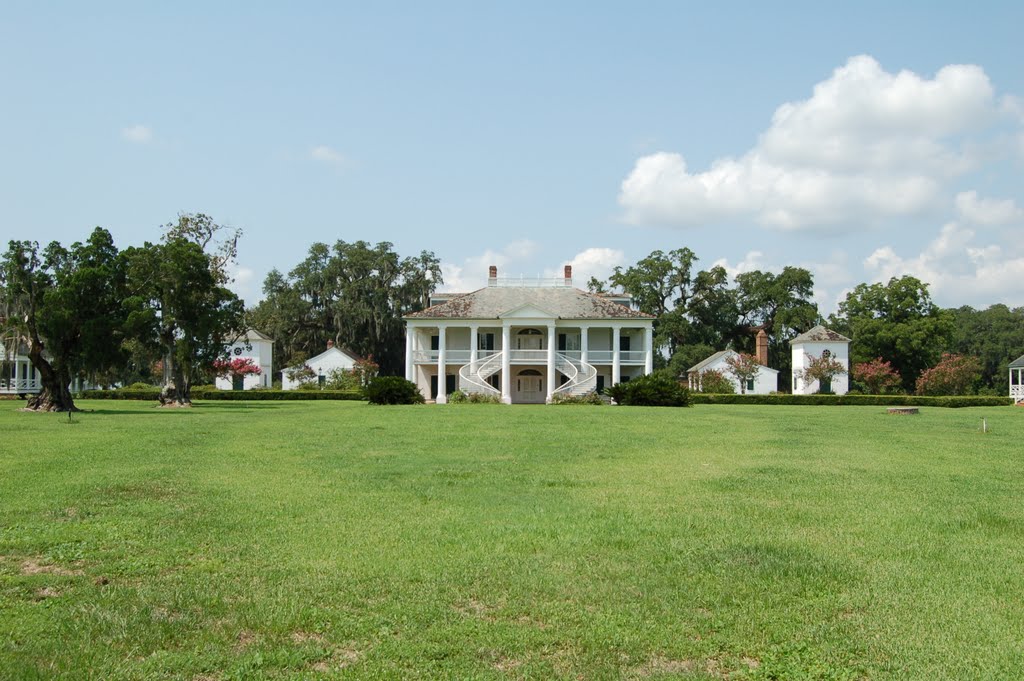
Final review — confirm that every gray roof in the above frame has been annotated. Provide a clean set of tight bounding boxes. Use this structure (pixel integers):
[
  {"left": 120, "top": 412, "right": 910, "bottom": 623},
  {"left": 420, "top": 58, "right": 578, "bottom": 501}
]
[
  {"left": 406, "top": 286, "right": 653, "bottom": 320},
  {"left": 688, "top": 350, "right": 733, "bottom": 373},
  {"left": 789, "top": 325, "right": 851, "bottom": 344},
  {"left": 1010, "top": 354, "right": 1024, "bottom": 369},
  {"left": 239, "top": 329, "right": 273, "bottom": 342},
  {"left": 687, "top": 349, "right": 778, "bottom": 375}
]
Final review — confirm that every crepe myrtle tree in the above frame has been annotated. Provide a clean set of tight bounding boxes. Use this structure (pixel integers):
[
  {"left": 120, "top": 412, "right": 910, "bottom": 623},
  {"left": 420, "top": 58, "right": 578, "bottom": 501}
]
[
  {"left": 1, "top": 228, "right": 128, "bottom": 412},
  {"left": 799, "top": 352, "right": 847, "bottom": 394},
  {"left": 724, "top": 352, "right": 760, "bottom": 395},
  {"left": 212, "top": 357, "right": 262, "bottom": 387},
  {"left": 852, "top": 357, "right": 902, "bottom": 394}
]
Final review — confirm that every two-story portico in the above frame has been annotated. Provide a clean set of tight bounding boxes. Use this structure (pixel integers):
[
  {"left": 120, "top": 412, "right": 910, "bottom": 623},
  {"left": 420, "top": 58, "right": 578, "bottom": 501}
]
[{"left": 403, "top": 266, "right": 655, "bottom": 404}]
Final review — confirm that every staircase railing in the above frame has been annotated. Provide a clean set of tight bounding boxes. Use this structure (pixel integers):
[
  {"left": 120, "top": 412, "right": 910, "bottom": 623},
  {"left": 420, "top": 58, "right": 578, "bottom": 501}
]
[
  {"left": 458, "top": 351, "right": 502, "bottom": 396},
  {"left": 553, "top": 353, "right": 597, "bottom": 396}
]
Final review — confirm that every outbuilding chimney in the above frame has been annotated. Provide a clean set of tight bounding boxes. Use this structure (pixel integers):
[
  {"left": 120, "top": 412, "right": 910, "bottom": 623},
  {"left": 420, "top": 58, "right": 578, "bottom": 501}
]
[
  {"left": 327, "top": 339, "right": 335, "bottom": 350},
  {"left": 755, "top": 329, "right": 768, "bottom": 367},
  {"left": 564, "top": 265, "right": 572, "bottom": 285},
  {"left": 488, "top": 265, "right": 498, "bottom": 286}
]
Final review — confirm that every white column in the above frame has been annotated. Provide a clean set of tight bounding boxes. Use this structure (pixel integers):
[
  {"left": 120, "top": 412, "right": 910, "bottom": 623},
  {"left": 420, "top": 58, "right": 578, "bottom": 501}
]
[
  {"left": 612, "top": 324, "right": 622, "bottom": 385},
  {"left": 470, "top": 324, "right": 479, "bottom": 376},
  {"left": 405, "top": 326, "right": 414, "bottom": 381},
  {"left": 436, "top": 325, "right": 447, "bottom": 404},
  {"left": 501, "top": 322, "right": 511, "bottom": 404},
  {"left": 580, "top": 324, "right": 589, "bottom": 365},
  {"left": 644, "top": 325, "right": 654, "bottom": 376},
  {"left": 546, "top": 324, "right": 556, "bottom": 402}
]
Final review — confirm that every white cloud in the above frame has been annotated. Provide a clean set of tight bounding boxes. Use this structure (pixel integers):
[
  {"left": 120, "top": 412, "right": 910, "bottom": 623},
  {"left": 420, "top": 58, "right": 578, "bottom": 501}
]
[
  {"left": 710, "top": 250, "right": 768, "bottom": 280},
  {"left": 864, "top": 222, "right": 1024, "bottom": 306},
  {"left": 620, "top": 55, "right": 1018, "bottom": 231},
  {"left": 310, "top": 145, "right": 344, "bottom": 164},
  {"left": 955, "top": 190, "right": 1023, "bottom": 226},
  {"left": 544, "top": 247, "right": 626, "bottom": 287},
  {"left": 439, "top": 242, "right": 623, "bottom": 292},
  {"left": 121, "top": 124, "right": 153, "bottom": 144}
]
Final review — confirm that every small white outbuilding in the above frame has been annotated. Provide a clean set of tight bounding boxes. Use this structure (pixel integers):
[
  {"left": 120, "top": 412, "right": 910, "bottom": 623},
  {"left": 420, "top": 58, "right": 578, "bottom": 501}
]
[
  {"left": 215, "top": 329, "right": 274, "bottom": 390},
  {"left": 281, "top": 341, "right": 362, "bottom": 390},
  {"left": 687, "top": 349, "right": 779, "bottom": 394},
  {"left": 790, "top": 325, "right": 851, "bottom": 395}
]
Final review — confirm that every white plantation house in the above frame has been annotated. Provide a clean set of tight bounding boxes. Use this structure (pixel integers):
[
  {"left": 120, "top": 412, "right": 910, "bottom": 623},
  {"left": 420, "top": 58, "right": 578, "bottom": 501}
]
[
  {"left": 2, "top": 345, "right": 101, "bottom": 396},
  {"left": 403, "top": 266, "right": 655, "bottom": 404},
  {"left": 215, "top": 329, "right": 274, "bottom": 390},
  {"left": 1010, "top": 354, "right": 1024, "bottom": 403},
  {"left": 791, "top": 325, "right": 851, "bottom": 395},
  {"left": 2, "top": 346, "right": 42, "bottom": 396},
  {"left": 687, "top": 331, "right": 778, "bottom": 394},
  {"left": 281, "top": 341, "right": 362, "bottom": 390}
]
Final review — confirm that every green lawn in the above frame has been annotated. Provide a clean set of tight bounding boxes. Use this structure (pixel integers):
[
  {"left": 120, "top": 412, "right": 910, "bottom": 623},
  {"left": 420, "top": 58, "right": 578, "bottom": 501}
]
[{"left": 1, "top": 400, "right": 1022, "bottom": 680}]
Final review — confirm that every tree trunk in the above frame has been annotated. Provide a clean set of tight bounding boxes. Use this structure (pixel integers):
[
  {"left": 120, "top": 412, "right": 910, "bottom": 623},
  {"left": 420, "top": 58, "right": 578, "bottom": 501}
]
[
  {"left": 158, "top": 344, "right": 191, "bottom": 407},
  {"left": 24, "top": 342, "right": 77, "bottom": 412}
]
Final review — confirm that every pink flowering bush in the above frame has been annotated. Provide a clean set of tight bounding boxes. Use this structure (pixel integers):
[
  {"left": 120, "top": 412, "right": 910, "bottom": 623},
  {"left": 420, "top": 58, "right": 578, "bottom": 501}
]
[
  {"left": 915, "top": 353, "right": 981, "bottom": 396},
  {"left": 212, "top": 357, "right": 262, "bottom": 377},
  {"left": 852, "top": 358, "right": 901, "bottom": 394}
]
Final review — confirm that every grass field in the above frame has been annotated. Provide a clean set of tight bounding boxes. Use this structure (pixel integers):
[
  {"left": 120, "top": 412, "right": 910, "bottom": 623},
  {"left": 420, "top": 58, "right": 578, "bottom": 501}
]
[{"left": 1, "top": 400, "right": 1022, "bottom": 680}]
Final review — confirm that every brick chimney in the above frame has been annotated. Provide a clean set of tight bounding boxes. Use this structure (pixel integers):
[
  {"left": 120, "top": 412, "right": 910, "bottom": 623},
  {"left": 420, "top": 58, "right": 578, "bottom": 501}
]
[
  {"left": 755, "top": 329, "right": 768, "bottom": 366},
  {"left": 327, "top": 339, "right": 335, "bottom": 350},
  {"left": 564, "top": 265, "right": 572, "bottom": 285},
  {"left": 488, "top": 265, "right": 497, "bottom": 286}
]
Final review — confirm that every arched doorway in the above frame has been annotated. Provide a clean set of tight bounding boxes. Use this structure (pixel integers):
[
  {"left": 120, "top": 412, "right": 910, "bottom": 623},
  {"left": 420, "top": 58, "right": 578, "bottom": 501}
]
[
  {"left": 514, "top": 368, "right": 544, "bottom": 404},
  {"left": 516, "top": 328, "right": 543, "bottom": 350}
]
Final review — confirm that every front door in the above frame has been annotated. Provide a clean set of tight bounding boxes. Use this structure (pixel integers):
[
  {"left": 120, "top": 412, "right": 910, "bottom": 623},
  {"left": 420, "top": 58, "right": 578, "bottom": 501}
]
[
  {"left": 232, "top": 374, "right": 245, "bottom": 391},
  {"left": 515, "top": 370, "right": 544, "bottom": 403}
]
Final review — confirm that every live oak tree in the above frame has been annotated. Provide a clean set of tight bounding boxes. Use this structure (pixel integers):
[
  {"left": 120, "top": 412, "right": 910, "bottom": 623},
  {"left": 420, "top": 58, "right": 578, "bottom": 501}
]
[
  {"left": 831, "top": 276, "right": 954, "bottom": 393},
  {"left": 124, "top": 215, "right": 244, "bottom": 406},
  {"left": 250, "top": 241, "right": 442, "bottom": 376},
  {"left": 0, "top": 228, "right": 127, "bottom": 412}
]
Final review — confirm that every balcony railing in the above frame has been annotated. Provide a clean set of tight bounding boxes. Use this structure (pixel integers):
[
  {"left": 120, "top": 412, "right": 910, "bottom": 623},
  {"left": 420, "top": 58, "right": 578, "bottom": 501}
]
[
  {"left": 0, "top": 378, "right": 42, "bottom": 393},
  {"left": 413, "top": 348, "right": 650, "bottom": 365}
]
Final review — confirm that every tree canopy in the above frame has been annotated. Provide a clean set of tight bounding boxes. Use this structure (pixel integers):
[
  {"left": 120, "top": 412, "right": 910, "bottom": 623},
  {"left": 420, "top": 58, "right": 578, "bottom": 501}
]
[{"left": 1, "top": 228, "right": 128, "bottom": 411}]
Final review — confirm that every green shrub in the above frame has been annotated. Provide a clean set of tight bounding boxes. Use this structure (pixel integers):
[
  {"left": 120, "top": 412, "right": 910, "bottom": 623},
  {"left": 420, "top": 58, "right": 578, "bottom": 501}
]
[
  {"left": 689, "top": 393, "right": 1013, "bottom": 408},
  {"left": 606, "top": 374, "right": 691, "bottom": 407},
  {"left": 448, "top": 390, "right": 502, "bottom": 404},
  {"left": 365, "top": 376, "right": 424, "bottom": 405},
  {"left": 126, "top": 382, "right": 156, "bottom": 390},
  {"left": 697, "top": 369, "right": 735, "bottom": 394},
  {"left": 550, "top": 391, "right": 605, "bottom": 405}
]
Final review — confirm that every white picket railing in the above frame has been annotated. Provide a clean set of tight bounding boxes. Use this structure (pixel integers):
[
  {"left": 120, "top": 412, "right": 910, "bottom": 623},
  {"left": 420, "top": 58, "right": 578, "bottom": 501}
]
[
  {"left": 553, "top": 353, "right": 597, "bottom": 396},
  {"left": 1012, "top": 385, "right": 1024, "bottom": 403},
  {"left": 458, "top": 351, "right": 502, "bottom": 396},
  {"left": 0, "top": 378, "right": 42, "bottom": 394}
]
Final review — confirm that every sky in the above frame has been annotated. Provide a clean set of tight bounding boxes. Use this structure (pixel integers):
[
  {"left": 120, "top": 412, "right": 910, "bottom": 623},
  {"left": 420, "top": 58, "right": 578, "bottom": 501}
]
[{"left": 2, "top": 1, "right": 1023, "bottom": 313}]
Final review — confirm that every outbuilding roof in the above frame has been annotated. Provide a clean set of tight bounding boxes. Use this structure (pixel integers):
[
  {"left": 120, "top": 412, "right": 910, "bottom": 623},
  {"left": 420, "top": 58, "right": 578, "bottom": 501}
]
[
  {"left": 1009, "top": 354, "right": 1024, "bottom": 368},
  {"left": 687, "top": 349, "right": 779, "bottom": 375},
  {"left": 406, "top": 286, "right": 653, "bottom": 320},
  {"left": 789, "top": 325, "right": 851, "bottom": 344}
]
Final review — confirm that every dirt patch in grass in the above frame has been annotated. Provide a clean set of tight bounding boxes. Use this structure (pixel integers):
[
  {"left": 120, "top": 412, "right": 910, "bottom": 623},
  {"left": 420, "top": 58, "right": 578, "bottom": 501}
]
[
  {"left": 291, "top": 630, "right": 327, "bottom": 645},
  {"left": 34, "top": 587, "right": 61, "bottom": 600},
  {"left": 311, "top": 644, "right": 362, "bottom": 672},
  {"left": 453, "top": 598, "right": 500, "bottom": 622},
  {"left": 20, "top": 558, "right": 84, "bottom": 577},
  {"left": 629, "top": 654, "right": 760, "bottom": 679},
  {"left": 234, "top": 630, "right": 260, "bottom": 650}
]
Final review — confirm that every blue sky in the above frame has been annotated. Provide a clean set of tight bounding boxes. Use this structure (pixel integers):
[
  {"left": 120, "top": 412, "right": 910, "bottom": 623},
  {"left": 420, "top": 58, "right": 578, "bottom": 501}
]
[{"left": 3, "top": 2, "right": 1023, "bottom": 311}]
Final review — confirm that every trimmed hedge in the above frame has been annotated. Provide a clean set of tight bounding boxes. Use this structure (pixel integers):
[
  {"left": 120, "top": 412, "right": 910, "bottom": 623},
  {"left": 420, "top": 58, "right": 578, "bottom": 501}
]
[
  {"left": 690, "top": 393, "right": 1013, "bottom": 408},
  {"left": 80, "top": 389, "right": 365, "bottom": 401}
]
